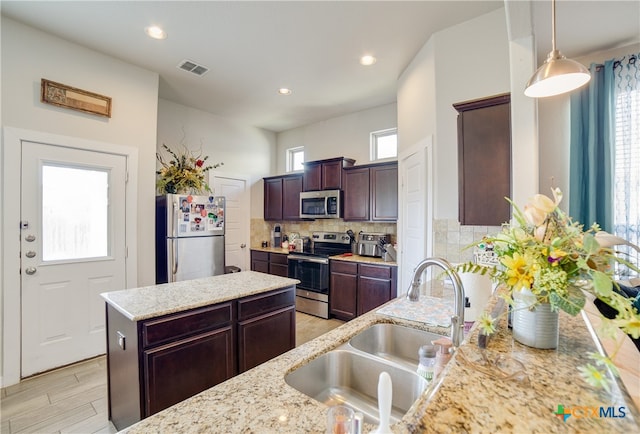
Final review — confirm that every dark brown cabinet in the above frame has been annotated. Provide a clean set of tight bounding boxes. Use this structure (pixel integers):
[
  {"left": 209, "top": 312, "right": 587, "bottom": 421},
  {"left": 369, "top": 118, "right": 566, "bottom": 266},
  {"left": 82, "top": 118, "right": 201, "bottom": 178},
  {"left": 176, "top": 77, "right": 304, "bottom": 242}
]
[
  {"left": 303, "top": 157, "right": 355, "bottom": 191},
  {"left": 106, "top": 286, "right": 295, "bottom": 430},
  {"left": 263, "top": 173, "right": 303, "bottom": 221},
  {"left": 329, "top": 260, "right": 397, "bottom": 320},
  {"left": 454, "top": 93, "right": 511, "bottom": 226},
  {"left": 329, "top": 261, "right": 358, "bottom": 320},
  {"left": 237, "top": 287, "right": 296, "bottom": 372},
  {"left": 343, "top": 162, "right": 398, "bottom": 222},
  {"left": 250, "top": 250, "right": 288, "bottom": 277}
]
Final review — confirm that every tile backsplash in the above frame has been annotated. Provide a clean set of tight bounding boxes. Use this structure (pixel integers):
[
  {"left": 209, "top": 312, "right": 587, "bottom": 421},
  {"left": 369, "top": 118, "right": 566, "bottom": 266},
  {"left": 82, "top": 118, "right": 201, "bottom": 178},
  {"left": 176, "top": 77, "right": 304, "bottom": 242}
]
[
  {"left": 251, "top": 217, "right": 500, "bottom": 265},
  {"left": 251, "top": 219, "right": 397, "bottom": 247},
  {"left": 432, "top": 219, "right": 501, "bottom": 264}
]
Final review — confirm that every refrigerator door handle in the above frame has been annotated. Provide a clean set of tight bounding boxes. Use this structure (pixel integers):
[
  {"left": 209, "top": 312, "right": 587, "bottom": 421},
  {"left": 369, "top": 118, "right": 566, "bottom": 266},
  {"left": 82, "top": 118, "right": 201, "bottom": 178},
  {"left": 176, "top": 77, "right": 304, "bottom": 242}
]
[
  {"left": 170, "top": 239, "right": 179, "bottom": 282},
  {"left": 172, "top": 200, "right": 179, "bottom": 238}
]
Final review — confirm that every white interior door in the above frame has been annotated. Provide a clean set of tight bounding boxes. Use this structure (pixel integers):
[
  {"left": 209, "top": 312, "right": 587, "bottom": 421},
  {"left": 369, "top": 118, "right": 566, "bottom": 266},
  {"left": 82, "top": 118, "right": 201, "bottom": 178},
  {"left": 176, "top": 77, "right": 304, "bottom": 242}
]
[
  {"left": 398, "top": 138, "right": 433, "bottom": 296},
  {"left": 21, "top": 141, "right": 127, "bottom": 376},
  {"left": 212, "top": 175, "right": 250, "bottom": 271}
]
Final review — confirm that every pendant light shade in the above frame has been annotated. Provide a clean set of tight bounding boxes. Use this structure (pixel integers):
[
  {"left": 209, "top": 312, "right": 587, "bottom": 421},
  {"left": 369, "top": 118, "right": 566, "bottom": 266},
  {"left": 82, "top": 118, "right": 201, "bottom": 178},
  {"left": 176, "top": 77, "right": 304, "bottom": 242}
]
[{"left": 525, "top": 0, "right": 591, "bottom": 98}]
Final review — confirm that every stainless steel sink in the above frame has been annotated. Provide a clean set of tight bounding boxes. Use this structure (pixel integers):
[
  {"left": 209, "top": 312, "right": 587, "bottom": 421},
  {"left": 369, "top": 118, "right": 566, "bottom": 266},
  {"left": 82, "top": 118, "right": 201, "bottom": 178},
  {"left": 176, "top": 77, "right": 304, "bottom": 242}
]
[
  {"left": 285, "top": 349, "right": 427, "bottom": 425},
  {"left": 349, "top": 323, "right": 445, "bottom": 370}
]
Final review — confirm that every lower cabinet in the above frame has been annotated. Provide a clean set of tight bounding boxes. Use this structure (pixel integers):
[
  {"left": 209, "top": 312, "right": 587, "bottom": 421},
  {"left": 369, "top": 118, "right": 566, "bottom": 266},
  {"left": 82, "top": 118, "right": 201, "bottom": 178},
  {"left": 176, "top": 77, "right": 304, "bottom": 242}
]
[
  {"left": 143, "top": 326, "right": 235, "bottom": 416},
  {"left": 106, "top": 286, "right": 296, "bottom": 430},
  {"left": 329, "top": 261, "right": 358, "bottom": 321},
  {"left": 329, "top": 260, "right": 397, "bottom": 320},
  {"left": 237, "top": 287, "right": 296, "bottom": 372},
  {"left": 250, "top": 250, "right": 289, "bottom": 277}
]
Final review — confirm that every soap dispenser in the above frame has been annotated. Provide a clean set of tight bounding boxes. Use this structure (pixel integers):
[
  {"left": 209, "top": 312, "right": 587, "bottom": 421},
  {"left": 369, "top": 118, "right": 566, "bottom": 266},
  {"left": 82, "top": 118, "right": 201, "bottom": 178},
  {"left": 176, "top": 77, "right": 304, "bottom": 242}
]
[{"left": 432, "top": 336, "right": 453, "bottom": 379}]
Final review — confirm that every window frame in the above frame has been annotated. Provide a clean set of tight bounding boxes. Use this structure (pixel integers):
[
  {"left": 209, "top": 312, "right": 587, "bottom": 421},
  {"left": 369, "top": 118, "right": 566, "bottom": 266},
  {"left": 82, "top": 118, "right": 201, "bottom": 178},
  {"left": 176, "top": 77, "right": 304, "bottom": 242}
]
[
  {"left": 286, "top": 146, "right": 304, "bottom": 173},
  {"left": 370, "top": 128, "right": 398, "bottom": 161}
]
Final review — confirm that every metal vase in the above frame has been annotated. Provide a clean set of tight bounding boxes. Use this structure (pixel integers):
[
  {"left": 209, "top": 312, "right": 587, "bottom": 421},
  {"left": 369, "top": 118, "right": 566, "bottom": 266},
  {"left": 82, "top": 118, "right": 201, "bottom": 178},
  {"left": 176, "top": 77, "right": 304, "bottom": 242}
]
[{"left": 512, "top": 290, "right": 559, "bottom": 349}]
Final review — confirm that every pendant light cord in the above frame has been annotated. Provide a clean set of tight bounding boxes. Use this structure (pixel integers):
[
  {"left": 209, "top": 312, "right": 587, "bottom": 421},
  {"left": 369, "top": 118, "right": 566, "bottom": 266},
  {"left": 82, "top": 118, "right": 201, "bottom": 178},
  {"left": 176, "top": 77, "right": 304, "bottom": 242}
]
[{"left": 551, "top": 0, "right": 557, "bottom": 52}]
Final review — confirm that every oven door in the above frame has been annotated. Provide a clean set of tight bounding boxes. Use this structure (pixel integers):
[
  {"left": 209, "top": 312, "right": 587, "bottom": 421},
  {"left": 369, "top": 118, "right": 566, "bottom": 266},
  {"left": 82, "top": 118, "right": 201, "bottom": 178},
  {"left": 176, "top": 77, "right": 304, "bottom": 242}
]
[{"left": 287, "top": 255, "right": 329, "bottom": 293}]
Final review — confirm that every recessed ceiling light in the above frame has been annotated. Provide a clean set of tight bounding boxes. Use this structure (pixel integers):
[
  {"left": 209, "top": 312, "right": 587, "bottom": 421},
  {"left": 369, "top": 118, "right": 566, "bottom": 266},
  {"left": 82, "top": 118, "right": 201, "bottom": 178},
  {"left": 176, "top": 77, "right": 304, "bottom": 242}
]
[
  {"left": 360, "top": 55, "right": 377, "bottom": 66},
  {"left": 278, "top": 88, "right": 292, "bottom": 95},
  {"left": 145, "top": 26, "right": 167, "bottom": 40}
]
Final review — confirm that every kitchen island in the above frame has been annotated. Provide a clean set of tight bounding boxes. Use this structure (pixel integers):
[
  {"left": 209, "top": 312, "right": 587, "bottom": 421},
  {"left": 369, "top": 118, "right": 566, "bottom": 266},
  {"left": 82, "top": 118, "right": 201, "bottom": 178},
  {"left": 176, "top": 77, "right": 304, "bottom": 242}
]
[
  {"left": 101, "top": 271, "right": 299, "bottom": 430},
  {"left": 116, "top": 289, "right": 639, "bottom": 433}
]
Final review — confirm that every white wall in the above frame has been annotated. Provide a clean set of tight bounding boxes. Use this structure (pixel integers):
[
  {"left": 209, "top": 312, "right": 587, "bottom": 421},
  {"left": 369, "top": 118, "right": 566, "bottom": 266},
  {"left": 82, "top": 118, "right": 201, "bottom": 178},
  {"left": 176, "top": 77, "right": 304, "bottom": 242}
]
[
  {"left": 276, "top": 103, "right": 397, "bottom": 173},
  {"left": 1, "top": 16, "right": 159, "bottom": 385},
  {"left": 398, "top": 8, "right": 510, "bottom": 220},
  {"left": 1, "top": 17, "right": 159, "bottom": 285},
  {"left": 157, "top": 99, "right": 276, "bottom": 219}
]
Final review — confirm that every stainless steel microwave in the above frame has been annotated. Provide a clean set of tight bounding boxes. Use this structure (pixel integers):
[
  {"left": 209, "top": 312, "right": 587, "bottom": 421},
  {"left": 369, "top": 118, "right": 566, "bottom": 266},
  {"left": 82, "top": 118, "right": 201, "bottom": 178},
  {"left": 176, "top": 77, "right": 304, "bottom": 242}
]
[{"left": 299, "top": 190, "right": 341, "bottom": 219}]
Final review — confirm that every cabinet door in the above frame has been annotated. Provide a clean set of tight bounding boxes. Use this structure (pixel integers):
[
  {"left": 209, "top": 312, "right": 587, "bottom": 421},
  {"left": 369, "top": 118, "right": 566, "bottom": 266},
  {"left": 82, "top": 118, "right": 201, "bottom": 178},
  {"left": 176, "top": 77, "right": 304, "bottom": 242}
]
[
  {"left": 303, "top": 162, "right": 322, "bottom": 191},
  {"left": 143, "top": 326, "right": 235, "bottom": 417},
  {"left": 370, "top": 164, "right": 398, "bottom": 221},
  {"left": 237, "top": 306, "right": 295, "bottom": 372},
  {"left": 282, "top": 174, "right": 303, "bottom": 220},
  {"left": 454, "top": 94, "right": 511, "bottom": 226},
  {"left": 251, "top": 250, "right": 270, "bottom": 273},
  {"left": 357, "top": 276, "right": 392, "bottom": 316},
  {"left": 264, "top": 177, "right": 283, "bottom": 221},
  {"left": 343, "top": 167, "right": 370, "bottom": 221},
  {"left": 330, "top": 271, "right": 357, "bottom": 321},
  {"left": 322, "top": 160, "right": 343, "bottom": 190}
]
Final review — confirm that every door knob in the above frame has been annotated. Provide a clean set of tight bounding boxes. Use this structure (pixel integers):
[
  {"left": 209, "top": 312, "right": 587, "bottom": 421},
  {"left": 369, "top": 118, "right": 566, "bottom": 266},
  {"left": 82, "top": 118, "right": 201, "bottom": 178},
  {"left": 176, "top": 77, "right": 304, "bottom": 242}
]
[
  {"left": 25, "top": 234, "right": 36, "bottom": 242},
  {"left": 25, "top": 251, "right": 36, "bottom": 258},
  {"left": 240, "top": 243, "right": 247, "bottom": 248},
  {"left": 25, "top": 267, "right": 37, "bottom": 275}
]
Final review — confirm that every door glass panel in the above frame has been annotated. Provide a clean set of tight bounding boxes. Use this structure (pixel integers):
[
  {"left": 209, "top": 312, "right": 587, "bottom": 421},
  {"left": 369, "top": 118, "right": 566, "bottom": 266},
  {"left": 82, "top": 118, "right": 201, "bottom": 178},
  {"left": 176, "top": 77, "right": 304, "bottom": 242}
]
[{"left": 42, "top": 164, "right": 109, "bottom": 261}]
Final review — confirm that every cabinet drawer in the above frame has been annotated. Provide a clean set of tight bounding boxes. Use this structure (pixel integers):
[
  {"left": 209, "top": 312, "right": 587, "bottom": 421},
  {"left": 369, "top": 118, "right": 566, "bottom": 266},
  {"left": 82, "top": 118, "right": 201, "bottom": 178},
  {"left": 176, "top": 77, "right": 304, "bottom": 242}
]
[
  {"left": 142, "top": 302, "right": 234, "bottom": 348},
  {"left": 251, "top": 250, "right": 269, "bottom": 262},
  {"left": 238, "top": 287, "right": 295, "bottom": 321},
  {"left": 270, "top": 252, "right": 288, "bottom": 265},
  {"left": 359, "top": 264, "right": 392, "bottom": 279},
  {"left": 331, "top": 260, "right": 358, "bottom": 275}
]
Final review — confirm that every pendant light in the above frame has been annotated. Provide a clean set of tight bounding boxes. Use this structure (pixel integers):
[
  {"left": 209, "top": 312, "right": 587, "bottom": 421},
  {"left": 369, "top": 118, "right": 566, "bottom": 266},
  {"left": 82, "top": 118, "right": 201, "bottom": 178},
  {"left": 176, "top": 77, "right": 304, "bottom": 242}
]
[{"left": 524, "top": 0, "right": 590, "bottom": 98}]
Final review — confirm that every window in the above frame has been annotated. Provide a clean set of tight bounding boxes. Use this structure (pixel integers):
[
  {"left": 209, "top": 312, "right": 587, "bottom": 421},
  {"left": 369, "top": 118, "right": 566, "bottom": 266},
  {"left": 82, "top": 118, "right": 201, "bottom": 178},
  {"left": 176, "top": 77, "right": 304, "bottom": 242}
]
[
  {"left": 613, "top": 57, "right": 640, "bottom": 278},
  {"left": 286, "top": 146, "right": 304, "bottom": 172},
  {"left": 42, "top": 164, "right": 109, "bottom": 261},
  {"left": 371, "top": 128, "right": 397, "bottom": 161}
]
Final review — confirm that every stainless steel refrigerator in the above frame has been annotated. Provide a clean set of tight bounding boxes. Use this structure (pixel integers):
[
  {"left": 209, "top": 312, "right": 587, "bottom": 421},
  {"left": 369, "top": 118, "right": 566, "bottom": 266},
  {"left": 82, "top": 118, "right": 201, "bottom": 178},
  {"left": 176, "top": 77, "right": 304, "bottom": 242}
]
[{"left": 156, "top": 194, "right": 225, "bottom": 283}]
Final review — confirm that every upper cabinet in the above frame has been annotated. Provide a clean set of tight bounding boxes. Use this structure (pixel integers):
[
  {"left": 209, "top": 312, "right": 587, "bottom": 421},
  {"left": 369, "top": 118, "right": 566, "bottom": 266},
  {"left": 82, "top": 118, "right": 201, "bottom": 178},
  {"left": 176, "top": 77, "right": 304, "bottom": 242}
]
[
  {"left": 303, "top": 157, "right": 355, "bottom": 191},
  {"left": 343, "top": 161, "right": 398, "bottom": 222},
  {"left": 263, "top": 173, "right": 304, "bottom": 221},
  {"left": 453, "top": 93, "right": 511, "bottom": 226}
]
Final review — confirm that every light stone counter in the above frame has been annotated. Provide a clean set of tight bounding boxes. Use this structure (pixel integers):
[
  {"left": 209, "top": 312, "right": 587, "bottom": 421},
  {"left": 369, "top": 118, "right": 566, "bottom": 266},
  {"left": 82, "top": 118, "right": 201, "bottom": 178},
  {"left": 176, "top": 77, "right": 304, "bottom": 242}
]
[
  {"left": 330, "top": 253, "right": 397, "bottom": 266},
  {"left": 119, "top": 293, "right": 639, "bottom": 433},
  {"left": 100, "top": 271, "right": 299, "bottom": 321}
]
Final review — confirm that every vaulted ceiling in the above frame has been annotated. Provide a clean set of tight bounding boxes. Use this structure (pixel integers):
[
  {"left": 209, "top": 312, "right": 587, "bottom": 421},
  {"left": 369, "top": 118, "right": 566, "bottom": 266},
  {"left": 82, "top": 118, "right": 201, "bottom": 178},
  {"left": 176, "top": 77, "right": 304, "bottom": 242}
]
[{"left": 2, "top": 1, "right": 638, "bottom": 132}]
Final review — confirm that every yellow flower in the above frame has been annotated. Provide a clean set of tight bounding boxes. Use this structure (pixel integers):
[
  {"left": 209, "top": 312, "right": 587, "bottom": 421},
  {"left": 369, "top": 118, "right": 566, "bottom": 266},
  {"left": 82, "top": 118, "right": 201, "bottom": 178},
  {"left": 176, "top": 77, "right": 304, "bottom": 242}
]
[
  {"left": 478, "top": 311, "right": 496, "bottom": 335},
  {"left": 501, "top": 252, "right": 534, "bottom": 290},
  {"left": 618, "top": 317, "right": 640, "bottom": 339},
  {"left": 578, "top": 364, "right": 612, "bottom": 392}
]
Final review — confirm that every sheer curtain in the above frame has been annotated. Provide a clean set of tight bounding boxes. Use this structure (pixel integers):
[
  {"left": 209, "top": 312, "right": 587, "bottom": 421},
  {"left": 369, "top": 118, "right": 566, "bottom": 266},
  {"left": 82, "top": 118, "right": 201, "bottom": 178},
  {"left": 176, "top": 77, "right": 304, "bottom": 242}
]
[{"left": 612, "top": 54, "right": 640, "bottom": 276}]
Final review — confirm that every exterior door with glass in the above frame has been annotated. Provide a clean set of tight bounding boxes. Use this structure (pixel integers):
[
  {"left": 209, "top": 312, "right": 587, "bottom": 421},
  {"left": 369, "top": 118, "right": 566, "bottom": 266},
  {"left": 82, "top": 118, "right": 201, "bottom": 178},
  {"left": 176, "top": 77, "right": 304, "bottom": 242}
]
[{"left": 20, "top": 141, "right": 127, "bottom": 377}]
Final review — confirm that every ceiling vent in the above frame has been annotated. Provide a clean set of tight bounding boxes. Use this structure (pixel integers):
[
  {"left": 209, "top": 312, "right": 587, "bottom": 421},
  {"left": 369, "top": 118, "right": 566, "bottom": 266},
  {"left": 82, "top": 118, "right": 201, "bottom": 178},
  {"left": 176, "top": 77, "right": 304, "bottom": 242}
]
[{"left": 177, "top": 59, "right": 209, "bottom": 76}]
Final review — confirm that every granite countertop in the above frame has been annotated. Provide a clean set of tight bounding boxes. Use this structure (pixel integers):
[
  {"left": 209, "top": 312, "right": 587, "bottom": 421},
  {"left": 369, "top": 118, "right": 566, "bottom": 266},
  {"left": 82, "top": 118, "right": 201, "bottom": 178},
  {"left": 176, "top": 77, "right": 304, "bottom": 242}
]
[
  {"left": 118, "top": 291, "right": 639, "bottom": 433},
  {"left": 100, "top": 271, "right": 299, "bottom": 321},
  {"left": 251, "top": 246, "right": 397, "bottom": 266}
]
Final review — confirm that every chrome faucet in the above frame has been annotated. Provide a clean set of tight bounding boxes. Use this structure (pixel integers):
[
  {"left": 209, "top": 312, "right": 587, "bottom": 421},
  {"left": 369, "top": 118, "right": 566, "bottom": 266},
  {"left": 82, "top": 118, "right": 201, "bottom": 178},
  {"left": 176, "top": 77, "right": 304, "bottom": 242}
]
[{"left": 407, "top": 257, "right": 465, "bottom": 348}]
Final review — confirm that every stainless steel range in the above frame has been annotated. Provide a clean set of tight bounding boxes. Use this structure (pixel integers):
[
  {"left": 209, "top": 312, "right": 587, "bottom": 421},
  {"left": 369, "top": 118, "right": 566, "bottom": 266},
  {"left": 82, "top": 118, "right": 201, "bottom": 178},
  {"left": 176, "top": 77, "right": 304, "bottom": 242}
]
[{"left": 288, "top": 231, "right": 352, "bottom": 319}]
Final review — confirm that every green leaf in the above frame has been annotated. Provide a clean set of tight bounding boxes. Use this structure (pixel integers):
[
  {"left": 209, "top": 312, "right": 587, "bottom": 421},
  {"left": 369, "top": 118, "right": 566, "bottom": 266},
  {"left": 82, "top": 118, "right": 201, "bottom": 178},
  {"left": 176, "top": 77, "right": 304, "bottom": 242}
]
[
  {"left": 583, "top": 233, "right": 600, "bottom": 255},
  {"left": 592, "top": 271, "right": 613, "bottom": 297},
  {"left": 549, "top": 287, "right": 585, "bottom": 316}
]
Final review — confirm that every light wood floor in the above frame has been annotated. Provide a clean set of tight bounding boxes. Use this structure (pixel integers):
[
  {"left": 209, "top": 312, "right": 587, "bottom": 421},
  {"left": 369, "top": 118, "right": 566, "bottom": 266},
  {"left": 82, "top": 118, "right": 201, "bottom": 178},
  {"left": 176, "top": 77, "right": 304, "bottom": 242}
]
[{"left": 0, "top": 312, "right": 343, "bottom": 434}]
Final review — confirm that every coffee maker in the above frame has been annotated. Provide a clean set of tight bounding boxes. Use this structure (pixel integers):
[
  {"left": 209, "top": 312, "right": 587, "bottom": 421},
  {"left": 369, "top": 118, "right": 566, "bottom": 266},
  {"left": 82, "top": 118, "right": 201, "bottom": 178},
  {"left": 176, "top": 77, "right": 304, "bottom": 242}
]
[{"left": 271, "top": 224, "right": 282, "bottom": 248}]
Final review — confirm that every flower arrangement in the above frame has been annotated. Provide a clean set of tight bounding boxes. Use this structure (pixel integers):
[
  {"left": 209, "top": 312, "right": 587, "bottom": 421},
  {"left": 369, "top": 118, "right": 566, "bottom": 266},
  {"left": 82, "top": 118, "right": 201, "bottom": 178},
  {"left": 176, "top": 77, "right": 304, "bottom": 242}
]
[
  {"left": 156, "top": 143, "right": 223, "bottom": 194},
  {"left": 458, "top": 188, "right": 640, "bottom": 390}
]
